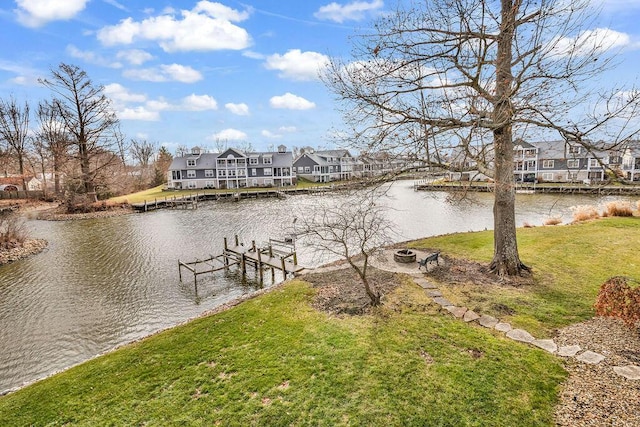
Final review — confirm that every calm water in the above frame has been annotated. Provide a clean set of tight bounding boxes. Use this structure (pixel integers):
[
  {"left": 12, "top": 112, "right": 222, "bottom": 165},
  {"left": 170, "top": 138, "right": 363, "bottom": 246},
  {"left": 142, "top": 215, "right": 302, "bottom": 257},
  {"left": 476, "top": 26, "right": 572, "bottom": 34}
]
[{"left": 0, "top": 181, "right": 630, "bottom": 393}]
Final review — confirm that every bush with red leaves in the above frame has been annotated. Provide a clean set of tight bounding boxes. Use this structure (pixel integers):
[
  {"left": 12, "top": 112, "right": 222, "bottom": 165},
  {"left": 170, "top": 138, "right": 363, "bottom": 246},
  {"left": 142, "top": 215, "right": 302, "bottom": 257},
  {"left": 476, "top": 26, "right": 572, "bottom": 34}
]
[{"left": 594, "top": 276, "right": 640, "bottom": 328}]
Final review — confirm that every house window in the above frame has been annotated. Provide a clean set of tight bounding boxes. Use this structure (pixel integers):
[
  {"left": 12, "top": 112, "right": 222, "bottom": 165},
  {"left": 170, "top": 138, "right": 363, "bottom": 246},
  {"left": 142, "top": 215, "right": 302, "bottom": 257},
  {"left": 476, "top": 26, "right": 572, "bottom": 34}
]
[
  {"left": 542, "top": 173, "right": 553, "bottom": 181},
  {"left": 567, "top": 159, "right": 579, "bottom": 169},
  {"left": 589, "top": 159, "right": 599, "bottom": 168},
  {"left": 218, "top": 170, "right": 226, "bottom": 177},
  {"left": 205, "top": 181, "right": 216, "bottom": 188},
  {"left": 567, "top": 172, "right": 578, "bottom": 182},
  {"left": 228, "top": 169, "right": 236, "bottom": 177},
  {"left": 187, "top": 181, "right": 197, "bottom": 189},
  {"left": 264, "top": 168, "right": 272, "bottom": 176},
  {"left": 542, "top": 160, "right": 554, "bottom": 168},
  {"left": 252, "top": 168, "right": 257, "bottom": 176},
  {"left": 249, "top": 157, "right": 259, "bottom": 165},
  {"left": 204, "top": 169, "right": 214, "bottom": 177},
  {"left": 172, "top": 171, "right": 182, "bottom": 180},
  {"left": 568, "top": 145, "right": 581, "bottom": 154},
  {"left": 329, "top": 166, "right": 334, "bottom": 172},
  {"left": 237, "top": 169, "right": 246, "bottom": 177},
  {"left": 527, "top": 160, "right": 536, "bottom": 169},
  {"left": 304, "top": 166, "right": 311, "bottom": 173},
  {"left": 263, "top": 156, "right": 272, "bottom": 165},
  {"left": 187, "top": 170, "right": 196, "bottom": 178},
  {"left": 264, "top": 179, "right": 273, "bottom": 186},
  {"left": 237, "top": 159, "right": 246, "bottom": 166},
  {"left": 187, "top": 159, "right": 196, "bottom": 167},
  {"left": 298, "top": 166, "right": 304, "bottom": 173}
]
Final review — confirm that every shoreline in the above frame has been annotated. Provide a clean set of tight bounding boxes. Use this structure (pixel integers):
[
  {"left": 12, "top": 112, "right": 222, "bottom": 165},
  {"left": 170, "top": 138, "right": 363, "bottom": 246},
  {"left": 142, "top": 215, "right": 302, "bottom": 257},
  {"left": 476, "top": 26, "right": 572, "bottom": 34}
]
[{"left": 0, "top": 239, "right": 48, "bottom": 266}]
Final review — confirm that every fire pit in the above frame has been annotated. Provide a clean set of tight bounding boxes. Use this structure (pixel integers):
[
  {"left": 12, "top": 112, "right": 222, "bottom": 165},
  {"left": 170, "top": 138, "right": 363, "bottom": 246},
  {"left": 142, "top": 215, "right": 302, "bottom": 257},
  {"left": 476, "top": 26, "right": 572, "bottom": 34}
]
[{"left": 394, "top": 249, "right": 416, "bottom": 263}]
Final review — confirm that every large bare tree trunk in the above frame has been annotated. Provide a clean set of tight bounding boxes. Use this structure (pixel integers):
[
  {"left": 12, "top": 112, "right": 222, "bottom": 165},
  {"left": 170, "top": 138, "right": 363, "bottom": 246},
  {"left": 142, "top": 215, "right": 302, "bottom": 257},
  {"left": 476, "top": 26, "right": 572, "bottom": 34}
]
[{"left": 490, "top": 0, "right": 529, "bottom": 276}]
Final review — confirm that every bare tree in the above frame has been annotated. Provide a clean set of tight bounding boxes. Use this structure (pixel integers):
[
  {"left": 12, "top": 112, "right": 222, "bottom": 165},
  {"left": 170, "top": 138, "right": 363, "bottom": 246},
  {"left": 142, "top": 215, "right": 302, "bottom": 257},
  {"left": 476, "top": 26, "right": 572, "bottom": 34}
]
[
  {"left": 130, "top": 139, "right": 157, "bottom": 168},
  {"left": 324, "top": 0, "right": 640, "bottom": 276},
  {"left": 294, "top": 187, "right": 396, "bottom": 306},
  {"left": 39, "top": 63, "right": 120, "bottom": 202},
  {"left": 0, "top": 97, "right": 31, "bottom": 192},
  {"left": 35, "top": 100, "right": 71, "bottom": 195},
  {"left": 152, "top": 145, "right": 173, "bottom": 186}
]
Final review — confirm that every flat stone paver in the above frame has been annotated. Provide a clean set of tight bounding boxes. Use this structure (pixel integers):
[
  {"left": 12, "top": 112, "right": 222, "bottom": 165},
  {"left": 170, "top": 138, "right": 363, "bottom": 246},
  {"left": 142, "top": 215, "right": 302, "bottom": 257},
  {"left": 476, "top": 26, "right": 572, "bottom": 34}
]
[
  {"left": 506, "top": 329, "right": 535, "bottom": 343},
  {"left": 532, "top": 339, "right": 558, "bottom": 353},
  {"left": 426, "top": 290, "right": 443, "bottom": 297},
  {"left": 463, "top": 310, "right": 480, "bottom": 322},
  {"left": 433, "top": 297, "right": 453, "bottom": 307},
  {"left": 613, "top": 365, "right": 640, "bottom": 380},
  {"left": 413, "top": 278, "right": 439, "bottom": 289},
  {"left": 576, "top": 350, "right": 606, "bottom": 364},
  {"left": 445, "top": 306, "right": 467, "bottom": 318},
  {"left": 477, "top": 315, "right": 499, "bottom": 328},
  {"left": 494, "top": 322, "right": 512, "bottom": 333},
  {"left": 557, "top": 345, "right": 582, "bottom": 357}
]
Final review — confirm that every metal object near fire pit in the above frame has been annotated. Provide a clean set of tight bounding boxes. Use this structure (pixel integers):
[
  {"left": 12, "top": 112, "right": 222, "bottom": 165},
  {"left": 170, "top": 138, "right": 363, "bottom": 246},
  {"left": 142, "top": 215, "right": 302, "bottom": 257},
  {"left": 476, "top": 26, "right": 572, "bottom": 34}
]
[{"left": 394, "top": 249, "right": 416, "bottom": 263}]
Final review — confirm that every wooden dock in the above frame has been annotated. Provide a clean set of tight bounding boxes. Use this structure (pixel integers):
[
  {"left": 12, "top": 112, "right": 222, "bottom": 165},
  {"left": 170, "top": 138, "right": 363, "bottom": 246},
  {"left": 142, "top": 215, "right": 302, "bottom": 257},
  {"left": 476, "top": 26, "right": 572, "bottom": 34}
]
[
  {"left": 414, "top": 181, "right": 640, "bottom": 195},
  {"left": 178, "top": 235, "right": 304, "bottom": 287}
]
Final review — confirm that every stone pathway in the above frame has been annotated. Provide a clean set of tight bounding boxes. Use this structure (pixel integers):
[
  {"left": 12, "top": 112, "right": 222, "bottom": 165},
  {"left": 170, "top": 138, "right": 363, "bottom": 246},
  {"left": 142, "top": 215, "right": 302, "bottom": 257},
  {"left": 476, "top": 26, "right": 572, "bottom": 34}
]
[
  {"left": 368, "top": 248, "right": 640, "bottom": 381},
  {"left": 410, "top": 272, "right": 640, "bottom": 380}
]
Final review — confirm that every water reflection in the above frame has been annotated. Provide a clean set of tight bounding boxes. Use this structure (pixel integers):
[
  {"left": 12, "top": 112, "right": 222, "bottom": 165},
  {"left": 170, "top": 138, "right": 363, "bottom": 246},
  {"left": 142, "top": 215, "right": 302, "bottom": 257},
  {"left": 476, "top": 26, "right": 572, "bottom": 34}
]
[{"left": 0, "top": 182, "right": 632, "bottom": 393}]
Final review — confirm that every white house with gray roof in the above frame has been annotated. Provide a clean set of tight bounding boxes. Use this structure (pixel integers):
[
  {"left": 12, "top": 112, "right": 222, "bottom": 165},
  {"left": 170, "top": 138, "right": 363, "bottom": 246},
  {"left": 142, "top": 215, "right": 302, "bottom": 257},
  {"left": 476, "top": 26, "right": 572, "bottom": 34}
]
[{"left": 168, "top": 145, "right": 295, "bottom": 190}]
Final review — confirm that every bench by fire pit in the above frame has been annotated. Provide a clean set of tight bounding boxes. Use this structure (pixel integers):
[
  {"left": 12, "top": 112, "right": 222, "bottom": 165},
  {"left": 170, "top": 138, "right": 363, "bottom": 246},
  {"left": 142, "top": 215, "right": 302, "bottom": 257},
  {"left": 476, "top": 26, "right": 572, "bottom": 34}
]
[{"left": 394, "top": 249, "right": 416, "bottom": 263}]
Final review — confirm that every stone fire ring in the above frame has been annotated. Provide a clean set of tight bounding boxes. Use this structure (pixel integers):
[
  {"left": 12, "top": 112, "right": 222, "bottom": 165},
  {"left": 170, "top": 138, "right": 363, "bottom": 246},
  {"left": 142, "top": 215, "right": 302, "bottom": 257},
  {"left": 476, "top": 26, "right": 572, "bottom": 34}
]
[{"left": 394, "top": 249, "right": 416, "bottom": 263}]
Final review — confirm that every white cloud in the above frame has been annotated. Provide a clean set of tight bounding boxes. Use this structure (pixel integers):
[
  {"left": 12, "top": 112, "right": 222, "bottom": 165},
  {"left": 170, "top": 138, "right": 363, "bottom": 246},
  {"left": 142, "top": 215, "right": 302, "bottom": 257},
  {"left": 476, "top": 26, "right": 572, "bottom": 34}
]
[
  {"left": 225, "top": 102, "right": 250, "bottom": 115},
  {"left": 264, "top": 49, "right": 329, "bottom": 81},
  {"left": 116, "top": 49, "right": 154, "bottom": 65},
  {"left": 261, "top": 130, "right": 281, "bottom": 139},
  {"left": 314, "top": 0, "right": 383, "bottom": 23},
  {"left": 279, "top": 126, "right": 297, "bottom": 133},
  {"left": 182, "top": 94, "right": 218, "bottom": 110},
  {"left": 66, "top": 45, "right": 122, "bottom": 68},
  {"left": 552, "top": 28, "right": 631, "bottom": 57},
  {"left": 123, "top": 63, "right": 202, "bottom": 83},
  {"left": 15, "top": 0, "right": 88, "bottom": 27},
  {"left": 96, "top": 2, "right": 252, "bottom": 52},
  {"left": 209, "top": 128, "right": 248, "bottom": 141},
  {"left": 104, "top": 83, "right": 147, "bottom": 103},
  {"left": 242, "top": 50, "right": 266, "bottom": 60},
  {"left": 146, "top": 99, "right": 172, "bottom": 111},
  {"left": 118, "top": 106, "right": 160, "bottom": 121},
  {"left": 270, "top": 93, "right": 316, "bottom": 110}
]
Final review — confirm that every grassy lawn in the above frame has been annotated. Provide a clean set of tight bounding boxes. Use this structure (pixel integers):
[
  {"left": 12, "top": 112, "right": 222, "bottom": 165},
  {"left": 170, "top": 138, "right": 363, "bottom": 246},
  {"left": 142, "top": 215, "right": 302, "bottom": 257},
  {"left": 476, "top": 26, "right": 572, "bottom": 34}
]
[
  {"left": 3, "top": 217, "right": 638, "bottom": 425},
  {"left": 108, "top": 179, "right": 329, "bottom": 205},
  {"left": 0, "top": 280, "right": 565, "bottom": 426},
  {"left": 409, "top": 216, "right": 640, "bottom": 336}
]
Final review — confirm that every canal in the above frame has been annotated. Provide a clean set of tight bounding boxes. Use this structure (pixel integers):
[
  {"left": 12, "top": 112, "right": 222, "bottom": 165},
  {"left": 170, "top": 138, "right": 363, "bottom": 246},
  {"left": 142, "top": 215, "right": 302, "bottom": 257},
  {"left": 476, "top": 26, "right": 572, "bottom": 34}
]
[{"left": 0, "top": 181, "right": 630, "bottom": 393}]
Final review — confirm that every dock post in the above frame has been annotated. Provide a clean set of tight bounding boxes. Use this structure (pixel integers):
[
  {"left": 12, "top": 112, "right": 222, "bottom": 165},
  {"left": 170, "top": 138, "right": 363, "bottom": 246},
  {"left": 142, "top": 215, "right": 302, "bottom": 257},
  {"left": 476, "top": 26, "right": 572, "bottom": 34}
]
[
  {"left": 257, "top": 248, "right": 263, "bottom": 282},
  {"left": 224, "top": 237, "right": 228, "bottom": 251},
  {"left": 293, "top": 251, "right": 298, "bottom": 266},
  {"left": 241, "top": 253, "right": 246, "bottom": 275},
  {"left": 281, "top": 257, "right": 286, "bottom": 276},
  {"left": 155, "top": 198, "right": 158, "bottom": 209},
  {"left": 144, "top": 200, "right": 148, "bottom": 212},
  {"left": 235, "top": 235, "right": 239, "bottom": 247},
  {"left": 178, "top": 260, "right": 182, "bottom": 281}
]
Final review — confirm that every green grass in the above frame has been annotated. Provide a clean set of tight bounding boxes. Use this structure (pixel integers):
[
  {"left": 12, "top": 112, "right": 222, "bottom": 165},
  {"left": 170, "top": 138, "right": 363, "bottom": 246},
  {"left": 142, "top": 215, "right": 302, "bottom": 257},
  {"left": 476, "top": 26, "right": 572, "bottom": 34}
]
[
  {"left": 409, "top": 216, "right": 640, "bottom": 336},
  {"left": 5, "top": 218, "right": 637, "bottom": 425},
  {"left": 108, "top": 180, "right": 331, "bottom": 204},
  {"left": 0, "top": 282, "right": 565, "bottom": 426}
]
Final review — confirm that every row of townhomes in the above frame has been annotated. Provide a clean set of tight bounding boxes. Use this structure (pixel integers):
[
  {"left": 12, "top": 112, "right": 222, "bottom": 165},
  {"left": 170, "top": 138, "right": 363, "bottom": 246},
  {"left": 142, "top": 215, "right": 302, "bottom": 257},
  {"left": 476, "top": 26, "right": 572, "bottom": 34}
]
[
  {"left": 168, "top": 146, "right": 295, "bottom": 190},
  {"left": 168, "top": 146, "right": 413, "bottom": 189},
  {"left": 451, "top": 139, "right": 640, "bottom": 184}
]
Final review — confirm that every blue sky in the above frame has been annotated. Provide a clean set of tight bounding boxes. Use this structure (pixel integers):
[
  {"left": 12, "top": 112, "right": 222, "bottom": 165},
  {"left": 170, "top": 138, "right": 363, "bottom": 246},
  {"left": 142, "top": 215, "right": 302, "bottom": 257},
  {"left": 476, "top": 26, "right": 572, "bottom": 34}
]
[{"left": 1, "top": 1, "right": 640, "bottom": 154}]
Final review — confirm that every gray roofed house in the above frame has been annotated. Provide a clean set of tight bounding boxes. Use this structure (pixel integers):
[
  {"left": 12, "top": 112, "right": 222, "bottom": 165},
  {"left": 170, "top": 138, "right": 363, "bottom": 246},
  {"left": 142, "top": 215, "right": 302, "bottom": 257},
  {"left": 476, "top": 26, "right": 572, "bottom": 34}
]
[
  {"left": 168, "top": 145, "right": 295, "bottom": 190},
  {"left": 293, "top": 149, "right": 356, "bottom": 182}
]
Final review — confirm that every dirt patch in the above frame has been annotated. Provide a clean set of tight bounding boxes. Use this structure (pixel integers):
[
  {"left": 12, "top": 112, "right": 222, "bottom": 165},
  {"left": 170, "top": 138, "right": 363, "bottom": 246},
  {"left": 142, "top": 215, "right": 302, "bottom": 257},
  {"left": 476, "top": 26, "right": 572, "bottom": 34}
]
[
  {"left": 426, "top": 253, "right": 534, "bottom": 287},
  {"left": 301, "top": 266, "right": 403, "bottom": 315}
]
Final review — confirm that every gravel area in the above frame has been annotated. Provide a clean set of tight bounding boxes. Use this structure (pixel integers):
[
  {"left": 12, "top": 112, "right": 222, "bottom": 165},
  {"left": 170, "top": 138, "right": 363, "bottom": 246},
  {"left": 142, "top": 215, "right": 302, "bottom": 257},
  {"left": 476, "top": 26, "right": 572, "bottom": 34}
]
[{"left": 554, "top": 317, "right": 640, "bottom": 426}]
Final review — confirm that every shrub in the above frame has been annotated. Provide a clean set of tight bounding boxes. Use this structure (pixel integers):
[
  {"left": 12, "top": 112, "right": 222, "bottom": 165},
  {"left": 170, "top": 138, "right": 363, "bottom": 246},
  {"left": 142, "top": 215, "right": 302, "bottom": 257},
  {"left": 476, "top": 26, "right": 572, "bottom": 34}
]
[
  {"left": 0, "top": 212, "right": 26, "bottom": 250},
  {"left": 604, "top": 201, "right": 634, "bottom": 217},
  {"left": 570, "top": 204, "right": 600, "bottom": 222},
  {"left": 543, "top": 217, "right": 562, "bottom": 226},
  {"left": 595, "top": 277, "right": 640, "bottom": 328}
]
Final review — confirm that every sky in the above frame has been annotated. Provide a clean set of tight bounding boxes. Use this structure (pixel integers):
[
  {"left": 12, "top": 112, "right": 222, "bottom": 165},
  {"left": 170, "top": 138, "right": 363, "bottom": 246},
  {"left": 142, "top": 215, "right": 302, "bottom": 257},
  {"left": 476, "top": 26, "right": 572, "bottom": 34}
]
[{"left": 1, "top": 0, "right": 640, "bottom": 155}]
